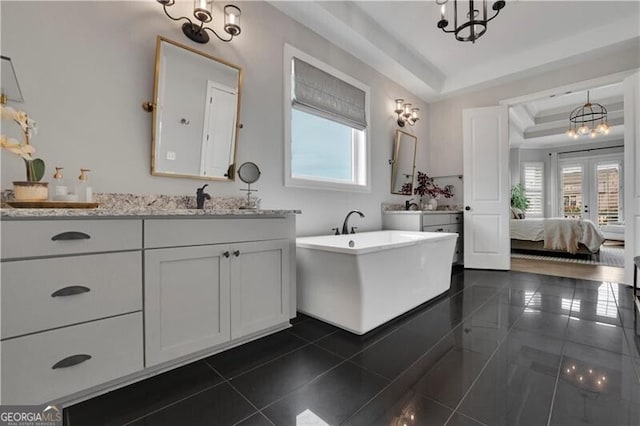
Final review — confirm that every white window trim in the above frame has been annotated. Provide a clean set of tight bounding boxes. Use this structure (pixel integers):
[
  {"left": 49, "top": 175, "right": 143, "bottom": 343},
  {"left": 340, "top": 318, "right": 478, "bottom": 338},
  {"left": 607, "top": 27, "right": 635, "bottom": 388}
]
[
  {"left": 283, "top": 43, "right": 371, "bottom": 193},
  {"left": 521, "top": 161, "right": 544, "bottom": 218}
]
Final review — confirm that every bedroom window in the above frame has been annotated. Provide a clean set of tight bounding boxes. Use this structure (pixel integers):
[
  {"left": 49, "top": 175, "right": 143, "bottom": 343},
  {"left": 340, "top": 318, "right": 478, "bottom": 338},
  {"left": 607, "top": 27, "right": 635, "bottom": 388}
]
[
  {"left": 284, "top": 44, "right": 370, "bottom": 192},
  {"left": 522, "top": 162, "right": 544, "bottom": 218}
]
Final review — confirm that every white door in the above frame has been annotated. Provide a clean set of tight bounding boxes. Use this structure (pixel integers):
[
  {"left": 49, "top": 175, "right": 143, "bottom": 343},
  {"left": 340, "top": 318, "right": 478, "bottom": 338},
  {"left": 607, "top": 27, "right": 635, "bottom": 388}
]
[
  {"left": 624, "top": 72, "right": 640, "bottom": 285},
  {"left": 463, "top": 106, "right": 510, "bottom": 270},
  {"left": 558, "top": 156, "right": 624, "bottom": 226},
  {"left": 200, "top": 81, "right": 238, "bottom": 178}
]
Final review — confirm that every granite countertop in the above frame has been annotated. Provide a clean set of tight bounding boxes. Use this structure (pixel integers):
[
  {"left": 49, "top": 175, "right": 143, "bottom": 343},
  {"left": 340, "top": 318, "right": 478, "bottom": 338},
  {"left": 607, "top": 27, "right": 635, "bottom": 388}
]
[
  {"left": 0, "top": 191, "right": 300, "bottom": 219},
  {"left": 0, "top": 207, "right": 301, "bottom": 219}
]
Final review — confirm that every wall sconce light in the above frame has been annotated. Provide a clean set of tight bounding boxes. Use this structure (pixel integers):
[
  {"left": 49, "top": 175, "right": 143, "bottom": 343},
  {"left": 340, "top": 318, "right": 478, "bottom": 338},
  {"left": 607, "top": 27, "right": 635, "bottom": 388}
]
[
  {"left": 394, "top": 99, "right": 419, "bottom": 127},
  {"left": 157, "top": 0, "right": 241, "bottom": 44}
]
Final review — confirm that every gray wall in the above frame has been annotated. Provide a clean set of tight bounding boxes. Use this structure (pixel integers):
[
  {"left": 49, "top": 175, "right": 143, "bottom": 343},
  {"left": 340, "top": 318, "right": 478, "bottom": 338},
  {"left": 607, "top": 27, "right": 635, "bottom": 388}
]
[{"left": 0, "top": 1, "right": 430, "bottom": 236}]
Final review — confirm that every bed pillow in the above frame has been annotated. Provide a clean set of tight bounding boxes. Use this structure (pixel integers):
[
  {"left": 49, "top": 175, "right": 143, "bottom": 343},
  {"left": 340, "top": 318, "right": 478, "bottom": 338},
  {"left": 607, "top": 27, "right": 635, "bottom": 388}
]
[{"left": 511, "top": 207, "right": 525, "bottom": 219}]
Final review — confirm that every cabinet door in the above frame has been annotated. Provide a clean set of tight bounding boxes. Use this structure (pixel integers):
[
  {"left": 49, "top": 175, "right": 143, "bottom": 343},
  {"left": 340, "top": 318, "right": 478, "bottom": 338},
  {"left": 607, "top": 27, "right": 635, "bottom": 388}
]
[
  {"left": 230, "top": 240, "right": 289, "bottom": 339},
  {"left": 145, "top": 245, "right": 230, "bottom": 366}
]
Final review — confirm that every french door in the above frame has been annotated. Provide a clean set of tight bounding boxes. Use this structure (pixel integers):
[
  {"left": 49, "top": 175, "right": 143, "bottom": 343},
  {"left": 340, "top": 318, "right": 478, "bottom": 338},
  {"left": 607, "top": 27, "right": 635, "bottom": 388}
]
[{"left": 559, "top": 154, "right": 624, "bottom": 227}]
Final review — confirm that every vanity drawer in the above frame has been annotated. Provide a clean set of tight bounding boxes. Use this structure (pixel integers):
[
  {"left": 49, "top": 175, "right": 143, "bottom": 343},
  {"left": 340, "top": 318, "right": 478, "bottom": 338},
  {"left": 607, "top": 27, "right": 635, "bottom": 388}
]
[
  {"left": 1, "top": 312, "right": 143, "bottom": 405},
  {"left": 423, "top": 224, "right": 461, "bottom": 234},
  {"left": 421, "top": 213, "right": 454, "bottom": 226},
  {"left": 1, "top": 252, "right": 142, "bottom": 339},
  {"left": 1, "top": 219, "right": 142, "bottom": 259},
  {"left": 144, "top": 217, "right": 291, "bottom": 248}
]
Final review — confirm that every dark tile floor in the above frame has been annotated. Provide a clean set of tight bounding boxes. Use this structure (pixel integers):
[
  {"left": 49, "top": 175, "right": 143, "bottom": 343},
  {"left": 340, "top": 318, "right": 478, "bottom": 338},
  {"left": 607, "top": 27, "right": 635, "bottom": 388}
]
[{"left": 65, "top": 269, "right": 640, "bottom": 425}]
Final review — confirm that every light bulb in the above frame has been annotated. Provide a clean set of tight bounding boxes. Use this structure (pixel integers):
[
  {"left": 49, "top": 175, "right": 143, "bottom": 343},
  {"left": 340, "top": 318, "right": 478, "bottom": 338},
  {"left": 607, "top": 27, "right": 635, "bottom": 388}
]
[
  {"left": 566, "top": 128, "right": 576, "bottom": 138},
  {"left": 395, "top": 99, "right": 404, "bottom": 114},
  {"left": 590, "top": 130, "right": 597, "bottom": 138},
  {"left": 578, "top": 125, "right": 590, "bottom": 135},
  {"left": 403, "top": 103, "right": 412, "bottom": 118}
]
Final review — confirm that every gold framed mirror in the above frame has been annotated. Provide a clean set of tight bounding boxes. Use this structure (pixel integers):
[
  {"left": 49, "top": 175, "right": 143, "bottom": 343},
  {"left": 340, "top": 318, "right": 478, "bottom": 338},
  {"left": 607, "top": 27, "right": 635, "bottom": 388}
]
[
  {"left": 390, "top": 129, "right": 417, "bottom": 195},
  {"left": 149, "top": 36, "right": 242, "bottom": 180}
]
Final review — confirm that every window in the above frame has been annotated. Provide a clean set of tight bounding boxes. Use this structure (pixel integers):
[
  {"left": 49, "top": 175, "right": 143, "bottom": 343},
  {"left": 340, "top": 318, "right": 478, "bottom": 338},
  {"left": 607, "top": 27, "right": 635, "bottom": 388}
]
[
  {"left": 284, "top": 45, "right": 370, "bottom": 192},
  {"left": 522, "top": 162, "right": 544, "bottom": 217}
]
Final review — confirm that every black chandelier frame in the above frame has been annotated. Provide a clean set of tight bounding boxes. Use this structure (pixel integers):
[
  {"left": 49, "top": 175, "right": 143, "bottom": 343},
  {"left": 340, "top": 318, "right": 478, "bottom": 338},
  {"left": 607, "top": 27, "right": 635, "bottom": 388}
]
[{"left": 437, "top": 0, "right": 506, "bottom": 43}]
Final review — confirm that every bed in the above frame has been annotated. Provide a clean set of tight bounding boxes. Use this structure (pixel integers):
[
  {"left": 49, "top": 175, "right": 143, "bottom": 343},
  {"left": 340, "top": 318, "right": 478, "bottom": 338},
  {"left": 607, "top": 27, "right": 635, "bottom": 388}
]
[{"left": 510, "top": 217, "right": 605, "bottom": 257}]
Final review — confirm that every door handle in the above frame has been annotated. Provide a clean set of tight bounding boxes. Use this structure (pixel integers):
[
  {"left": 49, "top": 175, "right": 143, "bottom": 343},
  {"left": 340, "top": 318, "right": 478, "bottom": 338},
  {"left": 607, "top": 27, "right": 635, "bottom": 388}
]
[{"left": 465, "top": 206, "right": 471, "bottom": 211}]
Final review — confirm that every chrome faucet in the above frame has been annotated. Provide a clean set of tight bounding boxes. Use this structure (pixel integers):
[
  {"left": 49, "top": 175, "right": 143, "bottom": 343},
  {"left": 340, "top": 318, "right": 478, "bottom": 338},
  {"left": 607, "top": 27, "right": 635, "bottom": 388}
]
[
  {"left": 196, "top": 184, "right": 211, "bottom": 209},
  {"left": 342, "top": 210, "right": 365, "bottom": 235}
]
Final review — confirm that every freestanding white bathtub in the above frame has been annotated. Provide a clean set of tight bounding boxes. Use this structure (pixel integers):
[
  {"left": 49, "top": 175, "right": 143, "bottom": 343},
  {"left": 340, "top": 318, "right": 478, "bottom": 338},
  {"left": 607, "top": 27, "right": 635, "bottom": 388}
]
[{"left": 296, "top": 230, "right": 458, "bottom": 335}]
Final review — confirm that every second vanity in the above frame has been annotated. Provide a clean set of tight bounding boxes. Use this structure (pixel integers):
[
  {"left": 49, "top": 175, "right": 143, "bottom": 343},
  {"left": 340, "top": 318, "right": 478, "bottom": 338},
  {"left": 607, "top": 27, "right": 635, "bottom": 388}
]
[
  {"left": 0, "top": 208, "right": 297, "bottom": 406},
  {"left": 382, "top": 209, "right": 463, "bottom": 264}
]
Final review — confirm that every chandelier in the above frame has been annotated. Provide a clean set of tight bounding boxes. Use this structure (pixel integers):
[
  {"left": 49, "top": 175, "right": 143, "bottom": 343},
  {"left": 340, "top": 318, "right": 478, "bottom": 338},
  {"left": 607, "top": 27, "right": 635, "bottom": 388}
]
[
  {"left": 156, "top": 0, "right": 241, "bottom": 44},
  {"left": 566, "top": 91, "right": 610, "bottom": 139},
  {"left": 436, "top": 0, "right": 506, "bottom": 43}
]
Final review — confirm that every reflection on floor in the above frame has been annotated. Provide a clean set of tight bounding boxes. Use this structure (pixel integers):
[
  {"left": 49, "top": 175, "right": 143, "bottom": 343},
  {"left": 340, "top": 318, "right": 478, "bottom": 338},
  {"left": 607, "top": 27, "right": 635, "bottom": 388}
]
[
  {"left": 511, "top": 257, "right": 627, "bottom": 284},
  {"left": 64, "top": 269, "right": 640, "bottom": 426}
]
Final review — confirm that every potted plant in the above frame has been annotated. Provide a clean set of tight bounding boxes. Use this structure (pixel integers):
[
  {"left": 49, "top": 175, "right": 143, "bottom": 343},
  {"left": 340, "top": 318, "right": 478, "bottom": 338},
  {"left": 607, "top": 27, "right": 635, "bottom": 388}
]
[
  {"left": 510, "top": 184, "right": 529, "bottom": 210},
  {"left": 1, "top": 105, "right": 47, "bottom": 200},
  {"left": 414, "top": 171, "right": 454, "bottom": 209}
]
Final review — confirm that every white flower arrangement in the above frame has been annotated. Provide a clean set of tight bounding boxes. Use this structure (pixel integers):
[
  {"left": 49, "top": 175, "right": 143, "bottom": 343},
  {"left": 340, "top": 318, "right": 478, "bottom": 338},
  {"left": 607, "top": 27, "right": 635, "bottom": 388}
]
[{"left": 1, "top": 104, "right": 44, "bottom": 181}]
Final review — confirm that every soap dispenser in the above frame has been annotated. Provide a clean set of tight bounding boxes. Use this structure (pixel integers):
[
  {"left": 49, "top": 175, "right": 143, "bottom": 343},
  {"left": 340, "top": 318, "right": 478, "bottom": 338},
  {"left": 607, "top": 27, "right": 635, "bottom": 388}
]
[
  {"left": 76, "top": 168, "right": 93, "bottom": 202},
  {"left": 51, "top": 167, "right": 68, "bottom": 200}
]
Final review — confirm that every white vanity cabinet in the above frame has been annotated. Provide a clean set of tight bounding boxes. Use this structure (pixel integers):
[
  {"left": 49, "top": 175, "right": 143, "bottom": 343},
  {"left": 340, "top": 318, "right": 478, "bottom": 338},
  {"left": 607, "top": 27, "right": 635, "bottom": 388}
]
[
  {"left": 0, "top": 219, "right": 144, "bottom": 405},
  {"left": 143, "top": 218, "right": 291, "bottom": 367},
  {"left": 0, "top": 212, "right": 296, "bottom": 406},
  {"left": 382, "top": 211, "right": 464, "bottom": 264}
]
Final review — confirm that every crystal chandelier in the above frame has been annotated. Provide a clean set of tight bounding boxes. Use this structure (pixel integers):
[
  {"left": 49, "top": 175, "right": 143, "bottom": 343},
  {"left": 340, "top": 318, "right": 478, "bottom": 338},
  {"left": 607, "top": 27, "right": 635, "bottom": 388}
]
[{"left": 566, "top": 91, "right": 610, "bottom": 139}]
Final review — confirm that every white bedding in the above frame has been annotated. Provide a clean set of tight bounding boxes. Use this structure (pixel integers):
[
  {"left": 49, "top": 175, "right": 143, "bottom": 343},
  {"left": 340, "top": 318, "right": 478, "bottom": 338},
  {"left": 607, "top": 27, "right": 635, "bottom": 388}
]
[{"left": 510, "top": 218, "right": 605, "bottom": 253}]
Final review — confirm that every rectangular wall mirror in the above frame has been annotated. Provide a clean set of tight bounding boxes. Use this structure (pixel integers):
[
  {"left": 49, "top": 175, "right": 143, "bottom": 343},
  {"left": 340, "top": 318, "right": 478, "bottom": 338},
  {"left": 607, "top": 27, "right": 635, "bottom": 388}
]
[
  {"left": 390, "top": 129, "right": 417, "bottom": 195},
  {"left": 150, "top": 36, "right": 242, "bottom": 180}
]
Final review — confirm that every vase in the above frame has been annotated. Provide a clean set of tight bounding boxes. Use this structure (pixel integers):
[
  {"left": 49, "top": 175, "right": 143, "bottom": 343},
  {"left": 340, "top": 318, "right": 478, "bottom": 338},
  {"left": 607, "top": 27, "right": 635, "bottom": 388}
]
[
  {"left": 428, "top": 197, "right": 438, "bottom": 210},
  {"left": 13, "top": 181, "right": 49, "bottom": 201}
]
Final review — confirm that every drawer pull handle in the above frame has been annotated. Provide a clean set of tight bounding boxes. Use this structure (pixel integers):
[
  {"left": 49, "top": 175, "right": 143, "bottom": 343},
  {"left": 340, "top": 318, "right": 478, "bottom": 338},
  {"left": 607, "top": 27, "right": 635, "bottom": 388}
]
[
  {"left": 233, "top": 250, "right": 240, "bottom": 257},
  {"left": 436, "top": 228, "right": 444, "bottom": 232},
  {"left": 52, "top": 354, "right": 92, "bottom": 369},
  {"left": 223, "top": 251, "right": 230, "bottom": 258},
  {"left": 51, "top": 286, "right": 91, "bottom": 298},
  {"left": 51, "top": 231, "right": 91, "bottom": 241}
]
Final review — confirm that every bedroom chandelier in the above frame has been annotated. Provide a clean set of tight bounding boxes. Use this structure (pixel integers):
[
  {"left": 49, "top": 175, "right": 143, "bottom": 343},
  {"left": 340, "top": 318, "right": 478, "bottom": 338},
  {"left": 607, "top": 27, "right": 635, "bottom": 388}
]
[
  {"left": 566, "top": 91, "right": 610, "bottom": 139},
  {"left": 436, "top": 0, "right": 506, "bottom": 43},
  {"left": 394, "top": 99, "right": 419, "bottom": 127},
  {"left": 156, "top": 0, "right": 241, "bottom": 44}
]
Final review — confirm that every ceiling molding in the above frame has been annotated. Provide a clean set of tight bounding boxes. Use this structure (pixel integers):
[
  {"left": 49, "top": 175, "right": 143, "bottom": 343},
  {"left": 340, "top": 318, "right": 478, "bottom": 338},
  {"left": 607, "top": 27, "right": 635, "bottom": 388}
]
[{"left": 267, "top": 0, "right": 445, "bottom": 101}]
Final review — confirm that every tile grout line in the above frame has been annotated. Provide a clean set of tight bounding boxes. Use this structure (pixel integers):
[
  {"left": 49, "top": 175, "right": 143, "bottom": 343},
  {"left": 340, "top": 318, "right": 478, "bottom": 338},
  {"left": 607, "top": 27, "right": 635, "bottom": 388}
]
[
  {"left": 545, "top": 286, "right": 576, "bottom": 426},
  {"left": 203, "top": 338, "right": 312, "bottom": 381},
  {"left": 207, "top": 363, "right": 275, "bottom": 426},
  {"left": 344, "top": 286, "right": 510, "bottom": 425},
  {"left": 443, "top": 280, "right": 553, "bottom": 425},
  {"left": 120, "top": 381, "right": 228, "bottom": 426}
]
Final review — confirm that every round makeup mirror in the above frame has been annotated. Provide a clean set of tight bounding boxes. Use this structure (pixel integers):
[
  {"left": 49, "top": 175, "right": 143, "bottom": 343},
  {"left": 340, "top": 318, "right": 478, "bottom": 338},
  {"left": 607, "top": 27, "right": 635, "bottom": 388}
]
[
  {"left": 237, "top": 162, "right": 261, "bottom": 209},
  {"left": 237, "top": 162, "right": 261, "bottom": 184}
]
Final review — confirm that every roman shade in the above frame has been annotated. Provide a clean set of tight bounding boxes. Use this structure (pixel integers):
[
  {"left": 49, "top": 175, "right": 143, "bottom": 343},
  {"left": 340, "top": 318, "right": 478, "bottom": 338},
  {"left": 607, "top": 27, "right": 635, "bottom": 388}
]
[{"left": 292, "top": 57, "right": 367, "bottom": 130}]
